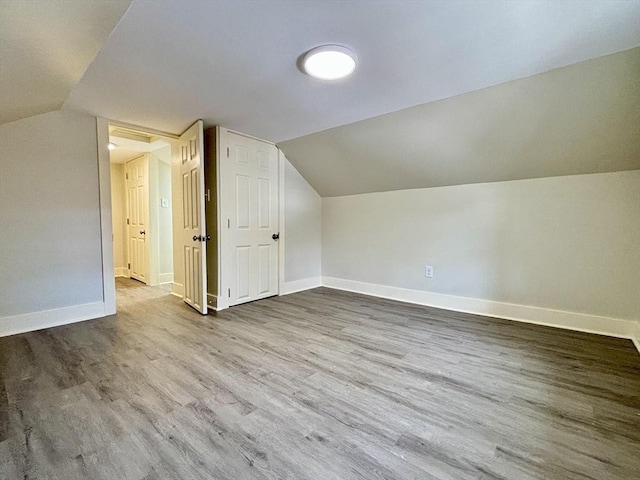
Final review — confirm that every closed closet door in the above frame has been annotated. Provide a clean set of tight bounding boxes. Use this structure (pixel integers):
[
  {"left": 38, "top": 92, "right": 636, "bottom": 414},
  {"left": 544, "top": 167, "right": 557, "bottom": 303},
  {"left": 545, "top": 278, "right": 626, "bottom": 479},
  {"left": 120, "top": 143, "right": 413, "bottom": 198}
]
[{"left": 223, "top": 132, "right": 279, "bottom": 306}]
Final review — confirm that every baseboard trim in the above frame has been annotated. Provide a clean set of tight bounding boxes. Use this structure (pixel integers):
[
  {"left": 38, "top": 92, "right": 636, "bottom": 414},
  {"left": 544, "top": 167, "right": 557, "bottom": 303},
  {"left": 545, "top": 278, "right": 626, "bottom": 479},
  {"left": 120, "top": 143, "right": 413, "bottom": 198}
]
[
  {"left": 0, "top": 302, "right": 106, "bottom": 337},
  {"left": 322, "top": 277, "right": 639, "bottom": 352},
  {"left": 159, "top": 273, "right": 174, "bottom": 285},
  {"left": 282, "top": 277, "right": 322, "bottom": 295},
  {"left": 114, "top": 267, "right": 129, "bottom": 278},
  {"left": 631, "top": 321, "right": 640, "bottom": 354}
]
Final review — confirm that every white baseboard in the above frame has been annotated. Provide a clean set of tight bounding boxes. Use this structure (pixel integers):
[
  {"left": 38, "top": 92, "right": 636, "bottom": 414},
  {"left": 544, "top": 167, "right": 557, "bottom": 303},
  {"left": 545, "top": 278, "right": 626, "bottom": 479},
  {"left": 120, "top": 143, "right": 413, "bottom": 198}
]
[
  {"left": 631, "top": 321, "right": 640, "bottom": 354},
  {"left": 114, "top": 267, "right": 129, "bottom": 278},
  {"left": 171, "top": 282, "right": 184, "bottom": 298},
  {"left": 0, "top": 302, "right": 106, "bottom": 337},
  {"left": 282, "top": 276, "right": 322, "bottom": 295},
  {"left": 322, "top": 277, "right": 639, "bottom": 352},
  {"left": 159, "top": 273, "right": 174, "bottom": 285}
]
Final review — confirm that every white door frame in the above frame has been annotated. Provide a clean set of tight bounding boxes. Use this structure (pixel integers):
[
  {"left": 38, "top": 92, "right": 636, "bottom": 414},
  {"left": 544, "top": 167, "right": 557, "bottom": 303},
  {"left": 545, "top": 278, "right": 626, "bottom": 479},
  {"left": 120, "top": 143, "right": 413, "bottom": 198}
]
[
  {"left": 97, "top": 118, "right": 116, "bottom": 315},
  {"left": 96, "top": 118, "right": 179, "bottom": 315},
  {"left": 97, "top": 120, "right": 286, "bottom": 315}
]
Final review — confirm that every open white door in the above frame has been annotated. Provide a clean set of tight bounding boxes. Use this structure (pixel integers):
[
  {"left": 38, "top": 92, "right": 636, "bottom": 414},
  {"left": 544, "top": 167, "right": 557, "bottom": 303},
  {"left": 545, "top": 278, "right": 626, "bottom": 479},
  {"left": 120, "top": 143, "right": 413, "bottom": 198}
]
[
  {"left": 179, "top": 121, "right": 207, "bottom": 314},
  {"left": 126, "top": 155, "right": 149, "bottom": 283},
  {"left": 222, "top": 131, "right": 279, "bottom": 306}
]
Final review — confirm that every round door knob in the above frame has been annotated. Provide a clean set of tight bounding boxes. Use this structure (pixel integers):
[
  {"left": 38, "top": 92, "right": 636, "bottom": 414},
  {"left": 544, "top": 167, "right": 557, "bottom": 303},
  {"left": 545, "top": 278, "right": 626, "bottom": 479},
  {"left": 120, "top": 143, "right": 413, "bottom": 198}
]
[
  {"left": 140, "top": 230, "right": 146, "bottom": 235},
  {"left": 193, "top": 235, "right": 200, "bottom": 241},
  {"left": 272, "top": 233, "right": 280, "bottom": 241}
]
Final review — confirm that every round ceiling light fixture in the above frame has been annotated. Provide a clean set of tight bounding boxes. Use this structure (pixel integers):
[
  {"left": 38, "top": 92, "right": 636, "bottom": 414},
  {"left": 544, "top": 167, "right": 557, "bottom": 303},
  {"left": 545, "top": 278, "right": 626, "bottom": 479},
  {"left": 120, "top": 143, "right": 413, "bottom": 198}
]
[
  {"left": 302, "top": 45, "right": 357, "bottom": 80},
  {"left": 107, "top": 142, "right": 117, "bottom": 151}
]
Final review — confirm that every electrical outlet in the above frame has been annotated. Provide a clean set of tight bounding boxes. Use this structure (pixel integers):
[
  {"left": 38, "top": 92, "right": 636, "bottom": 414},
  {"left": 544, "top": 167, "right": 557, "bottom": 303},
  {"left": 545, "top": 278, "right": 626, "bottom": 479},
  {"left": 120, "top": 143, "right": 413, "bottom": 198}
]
[
  {"left": 160, "top": 198, "right": 169, "bottom": 208},
  {"left": 425, "top": 265, "right": 434, "bottom": 278}
]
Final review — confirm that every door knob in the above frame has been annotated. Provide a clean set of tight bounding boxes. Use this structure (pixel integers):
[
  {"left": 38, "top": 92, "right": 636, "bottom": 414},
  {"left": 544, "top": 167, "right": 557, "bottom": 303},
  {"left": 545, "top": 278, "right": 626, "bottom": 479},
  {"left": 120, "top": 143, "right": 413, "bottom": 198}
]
[
  {"left": 272, "top": 233, "right": 280, "bottom": 241},
  {"left": 205, "top": 234, "right": 211, "bottom": 241},
  {"left": 140, "top": 230, "right": 146, "bottom": 235},
  {"left": 193, "top": 235, "right": 201, "bottom": 241}
]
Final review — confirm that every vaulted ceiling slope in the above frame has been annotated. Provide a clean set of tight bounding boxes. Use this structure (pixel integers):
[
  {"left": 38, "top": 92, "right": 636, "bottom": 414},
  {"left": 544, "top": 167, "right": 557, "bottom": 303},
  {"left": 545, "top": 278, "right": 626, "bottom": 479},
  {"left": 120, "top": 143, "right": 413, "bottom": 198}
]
[
  {"left": 280, "top": 48, "right": 640, "bottom": 197},
  {"left": 63, "top": 0, "right": 640, "bottom": 144},
  {"left": 2, "top": 1, "right": 639, "bottom": 197},
  {"left": 0, "top": 0, "right": 132, "bottom": 124}
]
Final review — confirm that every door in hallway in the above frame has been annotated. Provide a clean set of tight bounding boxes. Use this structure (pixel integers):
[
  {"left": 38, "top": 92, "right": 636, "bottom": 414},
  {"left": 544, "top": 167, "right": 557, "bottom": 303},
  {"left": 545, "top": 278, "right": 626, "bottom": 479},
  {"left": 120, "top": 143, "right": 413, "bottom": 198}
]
[{"left": 126, "top": 155, "right": 149, "bottom": 283}]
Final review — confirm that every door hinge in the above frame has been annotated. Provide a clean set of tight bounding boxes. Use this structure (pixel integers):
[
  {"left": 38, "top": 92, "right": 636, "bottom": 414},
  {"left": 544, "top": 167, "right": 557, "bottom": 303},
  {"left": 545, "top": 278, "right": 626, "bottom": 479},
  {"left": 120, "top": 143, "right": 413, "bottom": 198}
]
[
  {"left": 227, "top": 218, "right": 230, "bottom": 229},
  {"left": 127, "top": 263, "right": 130, "bottom": 269},
  {"left": 228, "top": 288, "right": 231, "bottom": 298},
  {"left": 126, "top": 218, "right": 130, "bottom": 225},
  {"left": 125, "top": 172, "right": 129, "bottom": 180},
  {"left": 226, "top": 147, "right": 229, "bottom": 158}
]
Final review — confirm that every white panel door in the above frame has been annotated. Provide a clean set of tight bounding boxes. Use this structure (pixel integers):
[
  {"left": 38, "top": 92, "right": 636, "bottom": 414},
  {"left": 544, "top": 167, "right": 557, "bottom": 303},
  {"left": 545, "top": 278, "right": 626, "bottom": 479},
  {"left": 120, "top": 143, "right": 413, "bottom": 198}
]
[
  {"left": 126, "top": 155, "right": 149, "bottom": 283},
  {"left": 223, "top": 132, "right": 279, "bottom": 306},
  {"left": 179, "top": 121, "right": 207, "bottom": 314}
]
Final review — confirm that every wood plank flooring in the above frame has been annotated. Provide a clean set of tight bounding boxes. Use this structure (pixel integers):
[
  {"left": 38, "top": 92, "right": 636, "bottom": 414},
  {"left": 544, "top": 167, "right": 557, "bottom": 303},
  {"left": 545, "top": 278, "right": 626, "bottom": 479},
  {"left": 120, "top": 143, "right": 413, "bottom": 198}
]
[{"left": 1, "top": 278, "right": 639, "bottom": 480}]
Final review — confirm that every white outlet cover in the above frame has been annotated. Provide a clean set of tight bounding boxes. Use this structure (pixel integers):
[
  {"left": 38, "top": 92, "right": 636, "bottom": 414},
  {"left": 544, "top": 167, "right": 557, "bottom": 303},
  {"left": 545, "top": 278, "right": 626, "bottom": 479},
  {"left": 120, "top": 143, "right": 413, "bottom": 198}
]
[
  {"left": 425, "top": 265, "right": 434, "bottom": 278},
  {"left": 161, "top": 198, "right": 169, "bottom": 208}
]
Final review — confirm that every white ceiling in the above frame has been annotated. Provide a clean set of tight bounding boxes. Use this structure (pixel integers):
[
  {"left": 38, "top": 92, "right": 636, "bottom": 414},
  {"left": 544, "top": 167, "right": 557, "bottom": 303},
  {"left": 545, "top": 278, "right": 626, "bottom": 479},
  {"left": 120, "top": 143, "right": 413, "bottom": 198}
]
[
  {"left": 0, "top": 0, "right": 132, "bottom": 124},
  {"left": 2, "top": 1, "right": 638, "bottom": 196},
  {"left": 63, "top": 0, "right": 640, "bottom": 143}
]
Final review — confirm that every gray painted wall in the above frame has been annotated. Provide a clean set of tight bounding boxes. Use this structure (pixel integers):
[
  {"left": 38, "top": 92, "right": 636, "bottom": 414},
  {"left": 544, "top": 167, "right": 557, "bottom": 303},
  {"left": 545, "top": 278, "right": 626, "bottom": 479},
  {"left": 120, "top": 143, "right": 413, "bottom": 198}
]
[
  {"left": 322, "top": 171, "right": 640, "bottom": 321},
  {"left": 0, "top": 110, "right": 104, "bottom": 317},
  {"left": 285, "top": 159, "right": 321, "bottom": 283}
]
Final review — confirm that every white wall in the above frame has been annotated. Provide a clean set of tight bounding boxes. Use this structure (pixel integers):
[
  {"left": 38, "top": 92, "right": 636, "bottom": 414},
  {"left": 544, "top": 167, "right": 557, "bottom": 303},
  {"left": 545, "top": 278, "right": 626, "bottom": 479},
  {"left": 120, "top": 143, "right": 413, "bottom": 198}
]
[
  {"left": 156, "top": 152, "right": 173, "bottom": 281},
  {"left": 110, "top": 163, "right": 127, "bottom": 274},
  {"left": 0, "top": 110, "right": 104, "bottom": 327},
  {"left": 323, "top": 171, "right": 640, "bottom": 329},
  {"left": 284, "top": 158, "right": 322, "bottom": 292}
]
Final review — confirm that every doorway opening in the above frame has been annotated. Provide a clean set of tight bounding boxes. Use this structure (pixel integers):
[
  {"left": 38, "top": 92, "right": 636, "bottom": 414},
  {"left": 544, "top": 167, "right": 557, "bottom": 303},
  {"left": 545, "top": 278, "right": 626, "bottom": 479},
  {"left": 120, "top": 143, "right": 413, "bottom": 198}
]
[
  {"left": 108, "top": 124, "right": 175, "bottom": 291},
  {"left": 103, "top": 120, "right": 210, "bottom": 315},
  {"left": 99, "top": 120, "right": 284, "bottom": 317}
]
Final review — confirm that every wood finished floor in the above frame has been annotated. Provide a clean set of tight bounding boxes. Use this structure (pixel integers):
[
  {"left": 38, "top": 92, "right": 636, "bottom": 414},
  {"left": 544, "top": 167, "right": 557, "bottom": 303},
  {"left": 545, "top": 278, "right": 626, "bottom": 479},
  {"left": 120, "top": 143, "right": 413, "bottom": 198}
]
[{"left": 1, "top": 279, "right": 639, "bottom": 480}]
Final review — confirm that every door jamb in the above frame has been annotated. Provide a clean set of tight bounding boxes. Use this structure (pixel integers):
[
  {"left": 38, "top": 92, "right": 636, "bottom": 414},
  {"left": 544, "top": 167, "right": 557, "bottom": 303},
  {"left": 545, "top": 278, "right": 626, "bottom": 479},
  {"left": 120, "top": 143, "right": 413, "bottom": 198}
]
[
  {"left": 215, "top": 127, "right": 226, "bottom": 310},
  {"left": 96, "top": 117, "right": 116, "bottom": 315},
  {"left": 96, "top": 117, "right": 181, "bottom": 315}
]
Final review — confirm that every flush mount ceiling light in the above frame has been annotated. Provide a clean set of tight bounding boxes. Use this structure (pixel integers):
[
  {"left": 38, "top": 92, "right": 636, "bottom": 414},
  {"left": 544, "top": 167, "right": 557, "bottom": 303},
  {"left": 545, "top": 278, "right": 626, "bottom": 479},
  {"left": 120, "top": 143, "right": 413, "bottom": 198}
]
[
  {"left": 107, "top": 142, "right": 117, "bottom": 151},
  {"left": 302, "top": 45, "right": 357, "bottom": 80}
]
